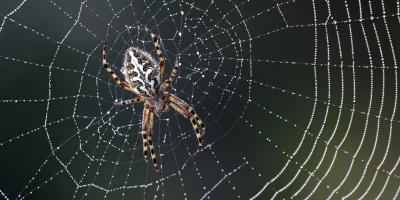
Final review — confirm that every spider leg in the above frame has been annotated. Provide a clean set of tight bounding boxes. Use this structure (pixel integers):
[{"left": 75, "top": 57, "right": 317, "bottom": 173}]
[
  {"left": 143, "top": 103, "right": 160, "bottom": 172},
  {"left": 114, "top": 96, "right": 144, "bottom": 106},
  {"left": 141, "top": 105, "right": 150, "bottom": 163},
  {"left": 167, "top": 94, "right": 205, "bottom": 151},
  {"left": 102, "top": 42, "right": 134, "bottom": 92},
  {"left": 160, "top": 56, "right": 180, "bottom": 90},
  {"left": 144, "top": 27, "right": 165, "bottom": 78}
]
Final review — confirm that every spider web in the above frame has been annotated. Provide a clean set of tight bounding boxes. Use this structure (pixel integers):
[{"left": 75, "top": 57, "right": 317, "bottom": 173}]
[{"left": 1, "top": 0, "right": 400, "bottom": 199}]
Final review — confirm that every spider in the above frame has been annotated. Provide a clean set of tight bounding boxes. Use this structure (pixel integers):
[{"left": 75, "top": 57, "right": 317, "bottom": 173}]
[{"left": 102, "top": 27, "right": 205, "bottom": 172}]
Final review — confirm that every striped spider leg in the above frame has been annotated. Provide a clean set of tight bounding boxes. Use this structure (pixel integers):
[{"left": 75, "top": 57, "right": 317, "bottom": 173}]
[
  {"left": 160, "top": 56, "right": 181, "bottom": 90},
  {"left": 102, "top": 42, "right": 135, "bottom": 93},
  {"left": 142, "top": 103, "right": 159, "bottom": 172},
  {"left": 114, "top": 96, "right": 144, "bottom": 106},
  {"left": 167, "top": 94, "right": 205, "bottom": 152},
  {"left": 143, "top": 26, "right": 165, "bottom": 78}
]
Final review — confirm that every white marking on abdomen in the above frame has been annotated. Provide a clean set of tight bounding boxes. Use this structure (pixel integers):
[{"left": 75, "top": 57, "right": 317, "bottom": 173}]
[{"left": 129, "top": 51, "right": 145, "bottom": 72}]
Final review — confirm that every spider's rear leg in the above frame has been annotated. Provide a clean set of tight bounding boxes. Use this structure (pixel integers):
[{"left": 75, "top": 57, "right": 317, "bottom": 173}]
[
  {"left": 189, "top": 109, "right": 205, "bottom": 151},
  {"left": 141, "top": 105, "right": 150, "bottom": 163},
  {"left": 143, "top": 104, "right": 160, "bottom": 172},
  {"left": 167, "top": 95, "right": 205, "bottom": 152},
  {"left": 147, "top": 107, "right": 160, "bottom": 172}
]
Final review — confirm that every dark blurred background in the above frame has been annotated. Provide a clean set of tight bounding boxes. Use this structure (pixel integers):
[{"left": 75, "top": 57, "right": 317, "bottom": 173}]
[{"left": 1, "top": 0, "right": 400, "bottom": 199}]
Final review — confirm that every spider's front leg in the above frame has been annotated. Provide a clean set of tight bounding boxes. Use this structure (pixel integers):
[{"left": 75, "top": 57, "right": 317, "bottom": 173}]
[
  {"left": 144, "top": 26, "right": 165, "bottom": 78},
  {"left": 142, "top": 103, "right": 160, "bottom": 172},
  {"left": 167, "top": 94, "right": 205, "bottom": 151},
  {"left": 102, "top": 42, "right": 134, "bottom": 92},
  {"left": 160, "top": 56, "right": 181, "bottom": 90},
  {"left": 144, "top": 26, "right": 180, "bottom": 91}
]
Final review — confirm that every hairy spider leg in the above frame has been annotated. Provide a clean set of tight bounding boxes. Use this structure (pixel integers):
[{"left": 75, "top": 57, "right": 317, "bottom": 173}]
[
  {"left": 143, "top": 104, "right": 160, "bottom": 172},
  {"left": 144, "top": 26, "right": 165, "bottom": 78},
  {"left": 114, "top": 96, "right": 144, "bottom": 106},
  {"left": 147, "top": 106, "right": 159, "bottom": 172},
  {"left": 102, "top": 42, "right": 134, "bottom": 92},
  {"left": 161, "top": 56, "right": 180, "bottom": 90},
  {"left": 167, "top": 94, "right": 205, "bottom": 151},
  {"left": 141, "top": 105, "right": 150, "bottom": 163}
]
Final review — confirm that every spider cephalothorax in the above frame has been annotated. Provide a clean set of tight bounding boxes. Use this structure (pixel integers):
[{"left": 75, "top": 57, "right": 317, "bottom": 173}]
[{"left": 102, "top": 28, "right": 205, "bottom": 172}]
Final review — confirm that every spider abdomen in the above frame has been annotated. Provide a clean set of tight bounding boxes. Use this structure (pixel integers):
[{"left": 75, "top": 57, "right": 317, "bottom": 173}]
[{"left": 122, "top": 47, "right": 160, "bottom": 97}]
